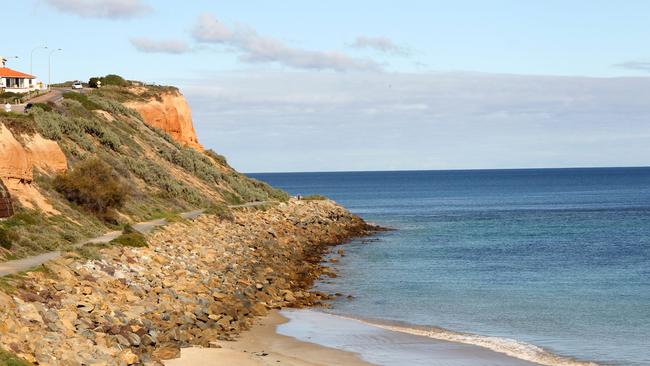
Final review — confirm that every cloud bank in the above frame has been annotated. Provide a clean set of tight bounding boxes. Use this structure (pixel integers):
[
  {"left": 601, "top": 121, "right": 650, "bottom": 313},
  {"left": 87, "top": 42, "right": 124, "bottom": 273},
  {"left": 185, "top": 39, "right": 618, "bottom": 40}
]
[
  {"left": 351, "top": 36, "right": 409, "bottom": 55},
  {"left": 130, "top": 37, "right": 190, "bottom": 54},
  {"left": 614, "top": 60, "right": 650, "bottom": 72},
  {"left": 180, "top": 72, "right": 650, "bottom": 172},
  {"left": 191, "top": 13, "right": 379, "bottom": 72},
  {"left": 45, "top": 0, "right": 151, "bottom": 19}
]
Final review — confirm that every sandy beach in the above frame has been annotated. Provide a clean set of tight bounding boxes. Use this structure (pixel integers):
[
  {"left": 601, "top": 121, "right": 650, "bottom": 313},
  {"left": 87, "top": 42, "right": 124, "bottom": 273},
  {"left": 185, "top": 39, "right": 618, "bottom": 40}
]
[
  {"left": 164, "top": 310, "right": 373, "bottom": 366},
  {"left": 165, "top": 309, "right": 546, "bottom": 366}
]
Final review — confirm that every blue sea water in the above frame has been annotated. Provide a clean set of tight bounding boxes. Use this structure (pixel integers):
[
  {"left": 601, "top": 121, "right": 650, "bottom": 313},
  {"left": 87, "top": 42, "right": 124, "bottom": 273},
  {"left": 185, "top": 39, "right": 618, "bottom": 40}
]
[{"left": 250, "top": 168, "right": 650, "bottom": 366}]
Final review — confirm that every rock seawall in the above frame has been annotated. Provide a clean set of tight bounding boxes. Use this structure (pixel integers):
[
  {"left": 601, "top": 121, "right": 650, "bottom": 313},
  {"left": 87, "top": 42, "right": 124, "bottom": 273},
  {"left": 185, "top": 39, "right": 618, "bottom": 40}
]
[{"left": 0, "top": 200, "right": 375, "bottom": 365}]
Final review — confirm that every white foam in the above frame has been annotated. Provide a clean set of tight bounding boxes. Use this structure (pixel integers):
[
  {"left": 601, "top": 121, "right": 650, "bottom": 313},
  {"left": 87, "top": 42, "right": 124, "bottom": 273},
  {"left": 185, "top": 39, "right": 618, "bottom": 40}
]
[{"left": 333, "top": 314, "right": 601, "bottom": 366}]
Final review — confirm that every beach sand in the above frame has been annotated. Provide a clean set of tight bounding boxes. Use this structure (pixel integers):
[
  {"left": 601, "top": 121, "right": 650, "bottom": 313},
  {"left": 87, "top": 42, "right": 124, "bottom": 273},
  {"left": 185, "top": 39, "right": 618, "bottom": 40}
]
[
  {"left": 163, "top": 310, "right": 373, "bottom": 366},
  {"left": 165, "top": 309, "right": 544, "bottom": 366}
]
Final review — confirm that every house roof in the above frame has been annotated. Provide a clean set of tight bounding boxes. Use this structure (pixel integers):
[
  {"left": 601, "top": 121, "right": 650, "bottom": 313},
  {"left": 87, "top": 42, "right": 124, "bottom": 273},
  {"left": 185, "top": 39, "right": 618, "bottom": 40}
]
[{"left": 0, "top": 67, "right": 35, "bottom": 79}]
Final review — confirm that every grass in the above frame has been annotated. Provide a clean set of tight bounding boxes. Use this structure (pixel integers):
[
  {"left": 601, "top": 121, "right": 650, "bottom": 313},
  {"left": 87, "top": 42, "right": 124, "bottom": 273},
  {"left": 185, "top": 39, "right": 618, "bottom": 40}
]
[
  {"left": 62, "top": 92, "right": 101, "bottom": 110},
  {"left": 0, "top": 349, "right": 32, "bottom": 366},
  {"left": 71, "top": 244, "right": 106, "bottom": 260},
  {"left": 204, "top": 149, "right": 229, "bottom": 167},
  {"left": 204, "top": 203, "right": 234, "bottom": 221},
  {"left": 0, "top": 112, "right": 37, "bottom": 136},
  {"left": 301, "top": 194, "right": 328, "bottom": 201},
  {"left": 110, "top": 232, "right": 147, "bottom": 247}
]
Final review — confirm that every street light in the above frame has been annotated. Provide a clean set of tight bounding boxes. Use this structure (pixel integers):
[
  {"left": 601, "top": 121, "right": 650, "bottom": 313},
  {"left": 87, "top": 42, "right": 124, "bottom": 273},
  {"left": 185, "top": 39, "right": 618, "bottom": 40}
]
[
  {"left": 48, "top": 48, "right": 62, "bottom": 89},
  {"left": 1, "top": 56, "right": 18, "bottom": 67},
  {"left": 30, "top": 46, "right": 48, "bottom": 76}
]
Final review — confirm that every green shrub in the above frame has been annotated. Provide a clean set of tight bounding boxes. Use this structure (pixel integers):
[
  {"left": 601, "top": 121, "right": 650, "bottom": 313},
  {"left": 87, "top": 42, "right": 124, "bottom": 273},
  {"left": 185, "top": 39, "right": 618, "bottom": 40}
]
[
  {"left": 0, "top": 348, "right": 32, "bottom": 366},
  {"left": 87, "top": 95, "right": 139, "bottom": 117},
  {"left": 204, "top": 149, "right": 229, "bottom": 167},
  {"left": 122, "top": 157, "right": 207, "bottom": 205},
  {"left": 0, "top": 92, "right": 23, "bottom": 101},
  {"left": 54, "top": 158, "right": 129, "bottom": 215},
  {"left": 0, "top": 227, "right": 15, "bottom": 249},
  {"left": 31, "top": 103, "right": 52, "bottom": 112},
  {"left": 89, "top": 74, "right": 128, "bottom": 88},
  {"left": 110, "top": 232, "right": 147, "bottom": 247},
  {"left": 122, "top": 224, "right": 137, "bottom": 234},
  {"left": 224, "top": 174, "right": 290, "bottom": 203},
  {"left": 2, "top": 211, "right": 43, "bottom": 227},
  {"left": 62, "top": 92, "right": 101, "bottom": 110},
  {"left": 88, "top": 77, "right": 100, "bottom": 88},
  {"left": 204, "top": 203, "right": 234, "bottom": 221},
  {"left": 302, "top": 194, "right": 328, "bottom": 201}
]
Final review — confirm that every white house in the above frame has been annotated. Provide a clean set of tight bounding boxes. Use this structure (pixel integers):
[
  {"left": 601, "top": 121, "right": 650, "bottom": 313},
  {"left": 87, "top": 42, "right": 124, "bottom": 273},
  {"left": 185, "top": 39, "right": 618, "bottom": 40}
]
[{"left": 0, "top": 56, "right": 39, "bottom": 93}]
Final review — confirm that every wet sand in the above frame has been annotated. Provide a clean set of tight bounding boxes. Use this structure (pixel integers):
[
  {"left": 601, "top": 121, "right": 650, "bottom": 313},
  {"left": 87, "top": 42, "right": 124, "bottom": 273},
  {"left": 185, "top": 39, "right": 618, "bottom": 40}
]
[
  {"left": 164, "top": 310, "right": 373, "bottom": 366},
  {"left": 165, "top": 309, "right": 544, "bottom": 366},
  {"left": 278, "top": 309, "right": 544, "bottom": 366}
]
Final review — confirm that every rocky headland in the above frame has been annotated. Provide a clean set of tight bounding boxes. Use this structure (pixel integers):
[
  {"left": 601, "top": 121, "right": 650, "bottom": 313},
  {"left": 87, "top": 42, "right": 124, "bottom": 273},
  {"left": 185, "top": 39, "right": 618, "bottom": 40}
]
[
  {"left": 125, "top": 89, "right": 203, "bottom": 151},
  {"left": 0, "top": 200, "right": 376, "bottom": 365}
]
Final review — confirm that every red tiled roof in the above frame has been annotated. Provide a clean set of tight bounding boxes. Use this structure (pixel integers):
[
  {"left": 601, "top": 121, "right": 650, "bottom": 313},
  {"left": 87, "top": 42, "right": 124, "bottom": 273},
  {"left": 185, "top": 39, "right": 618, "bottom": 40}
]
[{"left": 0, "top": 67, "right": 35, "bottom": 79}]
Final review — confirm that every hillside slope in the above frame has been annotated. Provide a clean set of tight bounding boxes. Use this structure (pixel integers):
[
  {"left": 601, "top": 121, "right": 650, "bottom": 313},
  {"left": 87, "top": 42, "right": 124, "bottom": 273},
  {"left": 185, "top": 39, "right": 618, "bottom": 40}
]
[{"left": 0, "top": 81, "right": 287, "bottom": 260}]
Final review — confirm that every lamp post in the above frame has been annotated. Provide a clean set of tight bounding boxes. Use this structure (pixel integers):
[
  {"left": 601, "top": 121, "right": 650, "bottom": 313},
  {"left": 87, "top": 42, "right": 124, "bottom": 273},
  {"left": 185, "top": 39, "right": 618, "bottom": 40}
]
[
  {"left": 48, "top": 48, "right": 62, "bottom": 89},
  {"left": 1, "top": 55, "right": 18, "bottom": 67},
  {"left": 30, "top": 46, "right": 48, "bottom": 76}
]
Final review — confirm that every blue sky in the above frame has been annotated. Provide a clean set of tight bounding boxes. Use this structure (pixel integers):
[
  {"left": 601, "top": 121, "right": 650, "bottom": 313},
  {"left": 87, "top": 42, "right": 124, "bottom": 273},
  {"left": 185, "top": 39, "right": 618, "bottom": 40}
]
[{"left": 4, "top": 1, "right": 650, "bottom": 171}]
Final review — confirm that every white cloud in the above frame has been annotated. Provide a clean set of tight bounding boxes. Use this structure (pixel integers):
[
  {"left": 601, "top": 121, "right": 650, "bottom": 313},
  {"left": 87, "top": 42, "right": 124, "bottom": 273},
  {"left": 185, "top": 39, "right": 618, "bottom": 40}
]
[
  {"left": 191, "top": 13, "right": 379, "bottom": 72},
  {"left": 130, "top": 37, "right": 190, "bottom": 54},
  {"left": 614, "top": 60, "right": 650, "bottom": 72},
  {"left": 45, "top": 0, "right": 151, "bottom": 19},
  {"left": 178, "top": 71, "right": 650, "bottom": 172},
  {"left": 350, "top": 36, "right": 409, "bottom": 55}
]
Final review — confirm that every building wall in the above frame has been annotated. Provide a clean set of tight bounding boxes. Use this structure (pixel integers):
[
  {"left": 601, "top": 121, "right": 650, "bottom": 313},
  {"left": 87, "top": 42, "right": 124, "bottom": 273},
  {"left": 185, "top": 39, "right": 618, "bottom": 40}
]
[{"left": 1, "top": 77, "right": 37, "bottom": 93}]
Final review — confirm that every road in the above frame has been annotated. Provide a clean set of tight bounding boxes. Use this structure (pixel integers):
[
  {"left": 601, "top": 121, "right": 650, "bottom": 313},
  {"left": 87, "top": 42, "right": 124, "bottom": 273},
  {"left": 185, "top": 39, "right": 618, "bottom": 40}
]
[
  {"left": 9, "top": 87, "right": 72, "bottom": 113},
  {"left": 0, "top": 209, "right": 204, "bottom": 277}
]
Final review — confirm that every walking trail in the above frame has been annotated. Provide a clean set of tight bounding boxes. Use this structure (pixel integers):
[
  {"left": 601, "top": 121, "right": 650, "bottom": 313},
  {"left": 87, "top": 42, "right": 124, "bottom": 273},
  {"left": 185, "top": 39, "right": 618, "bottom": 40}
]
[{"left": 0, "top": 202, "right": 270, "bottom": 277}]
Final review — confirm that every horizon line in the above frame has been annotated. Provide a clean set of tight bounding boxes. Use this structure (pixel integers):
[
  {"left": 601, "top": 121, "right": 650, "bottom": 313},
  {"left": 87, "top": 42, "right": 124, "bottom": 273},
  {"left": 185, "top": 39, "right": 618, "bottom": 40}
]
[{"left": 245, "top": 165, "right": 650, "bottom": 175}]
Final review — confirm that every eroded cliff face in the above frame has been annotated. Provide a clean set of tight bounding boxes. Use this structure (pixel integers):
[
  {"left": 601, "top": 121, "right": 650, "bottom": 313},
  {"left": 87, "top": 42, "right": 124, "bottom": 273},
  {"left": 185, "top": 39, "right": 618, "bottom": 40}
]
[
  {"left": 0, "top": 124, "right": 67, "bottom": 213},
  {"left": 125, "top": 91, "right": 203, "bottom": 151}
]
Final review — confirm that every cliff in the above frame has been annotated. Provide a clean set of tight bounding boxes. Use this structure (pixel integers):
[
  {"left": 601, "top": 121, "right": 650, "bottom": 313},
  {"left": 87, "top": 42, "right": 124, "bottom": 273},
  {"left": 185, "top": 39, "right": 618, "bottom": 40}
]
[
  {"left": 0, "top": 179, "right": 12, "bottom": 218},
  {"left": 0, "top": 79, "right": 287, "bottom": 259},
  {"left": 125, "top": 90, "right": 203, "bottom": 151},
  {"left": 0, "top": 124, "right": 67, "bottom": 213}
]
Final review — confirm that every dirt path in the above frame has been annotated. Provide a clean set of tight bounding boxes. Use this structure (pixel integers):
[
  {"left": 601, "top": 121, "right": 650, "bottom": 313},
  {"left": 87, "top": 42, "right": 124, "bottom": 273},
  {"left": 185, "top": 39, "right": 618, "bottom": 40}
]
[{"left": 0, "top": 209, "right": 204, "bottom": 276}]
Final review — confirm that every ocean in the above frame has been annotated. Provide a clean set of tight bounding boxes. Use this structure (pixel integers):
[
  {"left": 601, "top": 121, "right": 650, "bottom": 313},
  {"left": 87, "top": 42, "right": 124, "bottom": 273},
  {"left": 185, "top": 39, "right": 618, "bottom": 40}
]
[{"left": 250, "top": 168, "right": 650, "bottom": 366}]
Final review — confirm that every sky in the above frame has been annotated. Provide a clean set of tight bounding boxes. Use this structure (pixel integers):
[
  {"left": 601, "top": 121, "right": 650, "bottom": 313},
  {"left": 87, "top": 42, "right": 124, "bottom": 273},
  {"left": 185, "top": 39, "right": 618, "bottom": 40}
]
[{"left": 3, "top": 0, "right": 650, "bottom": 172}]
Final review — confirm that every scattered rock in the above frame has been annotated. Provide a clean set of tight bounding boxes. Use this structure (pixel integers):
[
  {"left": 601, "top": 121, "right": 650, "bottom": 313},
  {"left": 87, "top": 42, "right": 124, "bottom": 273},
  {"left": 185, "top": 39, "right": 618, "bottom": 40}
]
[{"left": 0, "top": 200, "right": 377, "bottom": 364}]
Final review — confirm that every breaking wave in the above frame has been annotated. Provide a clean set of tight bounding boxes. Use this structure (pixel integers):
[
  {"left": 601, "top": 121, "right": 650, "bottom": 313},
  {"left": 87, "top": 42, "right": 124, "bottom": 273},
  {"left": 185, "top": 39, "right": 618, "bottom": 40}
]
[{"left": 334, "top": 314, "right": 601, "bottom": 366}]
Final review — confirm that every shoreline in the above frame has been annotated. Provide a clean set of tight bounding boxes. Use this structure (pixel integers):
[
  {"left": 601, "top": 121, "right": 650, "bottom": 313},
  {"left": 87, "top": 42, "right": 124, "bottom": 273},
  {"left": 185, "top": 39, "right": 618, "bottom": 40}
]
[
  {"left": 164, "top": 310, "right": 374, "bottom": 366},
  {"left": 0, "top": 199, "right": 379, "bottom": 364}
]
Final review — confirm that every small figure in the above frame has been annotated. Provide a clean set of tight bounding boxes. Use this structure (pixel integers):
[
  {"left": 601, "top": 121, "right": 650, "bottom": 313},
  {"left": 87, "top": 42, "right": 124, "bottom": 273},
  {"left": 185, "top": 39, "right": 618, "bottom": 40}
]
[
  {"left": 296, "top": 194, "right": 302, "bottom": 200},
  {"left": 4, "top": 103, "right": 11, "bottom": 113}
]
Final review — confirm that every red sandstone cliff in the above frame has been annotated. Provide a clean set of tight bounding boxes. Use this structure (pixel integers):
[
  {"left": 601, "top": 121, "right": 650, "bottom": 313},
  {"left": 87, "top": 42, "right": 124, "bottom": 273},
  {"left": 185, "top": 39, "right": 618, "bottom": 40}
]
[
  {"left": 125, "top": 90, "right": 203, "bottom": 151},
  {"left": 0, "top": 124, "right": 67, "bottom": 213}
]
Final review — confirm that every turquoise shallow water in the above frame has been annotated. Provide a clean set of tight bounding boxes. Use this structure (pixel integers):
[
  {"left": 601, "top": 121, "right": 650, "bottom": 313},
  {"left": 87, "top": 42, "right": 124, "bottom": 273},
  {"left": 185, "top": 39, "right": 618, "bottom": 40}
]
[{"left": 251, "top": 168, "right": 650, "bottom": 366}]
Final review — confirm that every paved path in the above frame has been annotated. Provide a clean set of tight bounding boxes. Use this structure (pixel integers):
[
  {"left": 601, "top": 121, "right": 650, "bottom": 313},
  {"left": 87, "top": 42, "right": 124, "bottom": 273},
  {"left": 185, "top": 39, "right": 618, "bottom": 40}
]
[
  {"left": 0, "top": 209, "right": 204, "bottom": 277},
  {"left": 10, "top": 88, "right": 69, "bottom": 113}
]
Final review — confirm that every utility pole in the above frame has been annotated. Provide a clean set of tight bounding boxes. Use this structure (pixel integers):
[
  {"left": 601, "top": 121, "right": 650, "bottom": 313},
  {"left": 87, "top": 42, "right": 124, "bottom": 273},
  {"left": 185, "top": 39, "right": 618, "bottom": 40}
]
[{"left": 48, "top": 48, "right": 62, "bottom": 89}]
